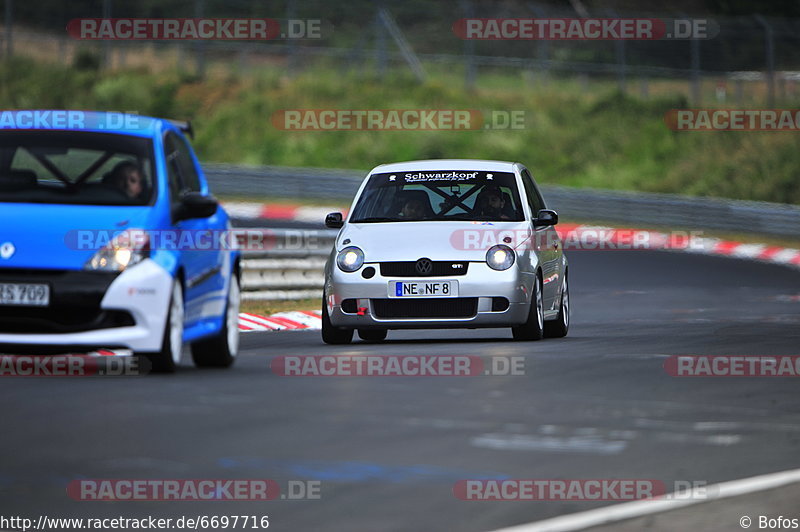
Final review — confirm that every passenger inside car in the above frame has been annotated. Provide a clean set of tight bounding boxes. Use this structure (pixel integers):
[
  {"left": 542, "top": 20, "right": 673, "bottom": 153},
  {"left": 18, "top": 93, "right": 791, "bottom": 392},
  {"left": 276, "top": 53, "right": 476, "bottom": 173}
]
[{"left": 397, "top": 190, "right": 434, "bottom": 219}]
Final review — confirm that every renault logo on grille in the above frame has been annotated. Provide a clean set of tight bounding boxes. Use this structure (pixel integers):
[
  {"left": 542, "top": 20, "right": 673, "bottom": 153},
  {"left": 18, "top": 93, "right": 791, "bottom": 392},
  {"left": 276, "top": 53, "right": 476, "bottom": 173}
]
[
  {"left": 415, "top": 258, "right": 433, "bottom": 275},
  {"left": 0, "top": 242, "right": 14, "bottom": 259}
]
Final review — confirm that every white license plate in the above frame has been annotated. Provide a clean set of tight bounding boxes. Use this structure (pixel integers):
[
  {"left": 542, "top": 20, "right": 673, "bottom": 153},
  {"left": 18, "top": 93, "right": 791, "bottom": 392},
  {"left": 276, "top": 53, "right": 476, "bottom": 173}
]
[
  {"left": 389, "top": 280, "right": 458, "bottom": 298},
  {"left": 0, "top": 283, "right": 50, "bottom": 306}
]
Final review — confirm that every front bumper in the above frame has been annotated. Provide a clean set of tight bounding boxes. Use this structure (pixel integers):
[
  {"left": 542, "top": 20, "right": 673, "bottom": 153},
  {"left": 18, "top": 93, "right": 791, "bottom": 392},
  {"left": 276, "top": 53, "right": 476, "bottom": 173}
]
[
  {"left": 326, "top": 262, "right": 534, "bottom": 329},
  {"left": 0, "top": 259, "right": 173, "bottom": 352}
]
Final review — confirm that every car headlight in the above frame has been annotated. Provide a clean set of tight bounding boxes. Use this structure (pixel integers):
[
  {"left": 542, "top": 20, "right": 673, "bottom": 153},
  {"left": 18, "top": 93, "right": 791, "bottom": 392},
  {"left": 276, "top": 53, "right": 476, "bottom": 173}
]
[
  {"left": 336, "top": 246, "right": 364, "bottom": 272},
  {"left": 85, "top": 229, "right": 150, "bottom": 272},
  {"left": 486, "top": 244, "right": 515, "bottom": 271}
]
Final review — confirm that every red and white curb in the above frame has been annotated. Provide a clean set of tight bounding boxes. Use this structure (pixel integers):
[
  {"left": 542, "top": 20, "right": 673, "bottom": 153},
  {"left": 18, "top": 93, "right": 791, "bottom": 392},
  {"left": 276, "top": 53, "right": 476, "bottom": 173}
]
[
  {"left": 223, "top": 202, "right": 347, "bottom": 223},
  {"left": 238, "top": 310, "right": 321, "bottom": 332}
]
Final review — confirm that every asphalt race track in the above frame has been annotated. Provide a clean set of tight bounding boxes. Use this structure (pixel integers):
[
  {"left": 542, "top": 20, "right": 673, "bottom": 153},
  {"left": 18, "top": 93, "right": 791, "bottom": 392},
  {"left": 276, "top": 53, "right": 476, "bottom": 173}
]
[{"left": 1, "top": 249, "right": 799, "bottom": 531}]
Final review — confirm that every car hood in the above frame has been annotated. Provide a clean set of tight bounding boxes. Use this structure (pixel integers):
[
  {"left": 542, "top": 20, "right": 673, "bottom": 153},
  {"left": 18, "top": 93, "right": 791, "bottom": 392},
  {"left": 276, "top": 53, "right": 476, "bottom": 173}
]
[
  {"left": 0, "top": 203, "right": 156, "bottom": 270},
  {"left": 338, "top": 221, "right": 532, "bottom": 262}
]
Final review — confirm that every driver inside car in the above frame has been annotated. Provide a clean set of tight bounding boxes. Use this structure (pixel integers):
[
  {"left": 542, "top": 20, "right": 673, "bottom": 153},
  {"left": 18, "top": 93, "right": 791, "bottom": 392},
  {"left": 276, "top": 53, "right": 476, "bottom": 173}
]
[
  {"left": 476, "top": 186, "right": 511, "bottom": 220},
  {"left": 400, "top": 197, "right": 427, "bottom": 219},
  {"left": 105, "top": 161, "right": 149, "bottom": 203}
]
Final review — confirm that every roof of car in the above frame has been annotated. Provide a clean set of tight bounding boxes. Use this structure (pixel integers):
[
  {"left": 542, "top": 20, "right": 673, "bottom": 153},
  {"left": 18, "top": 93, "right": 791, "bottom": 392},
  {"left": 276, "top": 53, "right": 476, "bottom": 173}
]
[
  {"left": 0, "top": 110, "right": 179, "bottom": 138},
  {"left": 371, "top": 159, "right": 518, "bottom": 173}
]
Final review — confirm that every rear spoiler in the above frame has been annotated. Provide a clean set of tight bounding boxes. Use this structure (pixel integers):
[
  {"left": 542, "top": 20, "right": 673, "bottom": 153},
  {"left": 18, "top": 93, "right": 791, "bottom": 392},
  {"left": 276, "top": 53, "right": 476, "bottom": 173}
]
[{"left": 168, "top": 119, "right": 194, "bottom": 139}]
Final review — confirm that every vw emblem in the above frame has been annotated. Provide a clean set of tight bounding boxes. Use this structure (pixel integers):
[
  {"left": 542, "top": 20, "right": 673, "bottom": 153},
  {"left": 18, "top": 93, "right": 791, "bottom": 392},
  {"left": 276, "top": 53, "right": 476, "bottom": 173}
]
[
  {"left": 0, "top": 242, "right": 14, "bottom": 259},
  {"left": 415, "top": 257, "right": 433, "bottom": 275}
]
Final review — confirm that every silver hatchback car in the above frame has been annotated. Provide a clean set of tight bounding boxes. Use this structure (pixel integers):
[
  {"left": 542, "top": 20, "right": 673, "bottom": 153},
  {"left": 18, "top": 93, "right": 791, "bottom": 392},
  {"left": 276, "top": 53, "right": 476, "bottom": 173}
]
[{"left": 322, "top": 159, "right": 569, "bottom": 344}]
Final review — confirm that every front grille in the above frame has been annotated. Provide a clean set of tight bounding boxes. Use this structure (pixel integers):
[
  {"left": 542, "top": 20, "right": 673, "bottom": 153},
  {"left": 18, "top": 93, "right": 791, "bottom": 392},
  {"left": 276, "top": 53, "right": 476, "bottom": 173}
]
[
  {"left": 0, "top": 307, "right": 135, "bottom": 334},
  {"left": 379, "top": 261, "right": 469, "bottom": 277},
  {"left": 0, "top": 269, "right": 127, "bottom": 333},
  {"left": 371, "top": 298, "right": 478, "bottom": 319}
]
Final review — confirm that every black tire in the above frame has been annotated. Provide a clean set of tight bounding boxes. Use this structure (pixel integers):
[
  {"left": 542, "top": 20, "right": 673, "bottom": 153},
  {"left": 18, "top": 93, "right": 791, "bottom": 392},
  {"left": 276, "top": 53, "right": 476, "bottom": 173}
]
[
  {"left": 544, "top": 273, "right": 570, "bottom": 338},
  {"left": 358, "top": 329, "right": 387, "bottom": 342},
  {"left": 512, "top": 274, "right": 544, "bottom": 341},
  {"left": 137, "top": 281, "right": 184, "bottom": 373},
  {"left": 321, "top": 297, "right": 353, "bottom": 345},
  {"left": 191, "top": 276, "right": 241, "bottom": 368}
]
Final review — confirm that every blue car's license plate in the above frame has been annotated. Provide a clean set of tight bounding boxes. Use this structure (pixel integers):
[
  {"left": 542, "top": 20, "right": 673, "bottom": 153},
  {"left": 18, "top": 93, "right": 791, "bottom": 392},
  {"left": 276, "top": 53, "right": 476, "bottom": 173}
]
[
  {"left": 0, "top": 283, "right": 50, "bottom": 306},
  {"left": 389, "top": 280, "right": 458, "bottom": 298}
]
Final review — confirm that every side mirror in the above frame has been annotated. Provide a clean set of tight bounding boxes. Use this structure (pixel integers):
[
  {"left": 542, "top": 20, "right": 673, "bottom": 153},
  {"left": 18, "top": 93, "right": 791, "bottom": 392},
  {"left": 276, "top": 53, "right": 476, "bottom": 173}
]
[
  {"left": 325, "top": 212, "right": 344, "bottom": 229},
  {"left": 533, "top": 209, "right": 558, "bottom": 227},
  {"left": 175, "top": 192, "right": 218, "bottom": 221}
]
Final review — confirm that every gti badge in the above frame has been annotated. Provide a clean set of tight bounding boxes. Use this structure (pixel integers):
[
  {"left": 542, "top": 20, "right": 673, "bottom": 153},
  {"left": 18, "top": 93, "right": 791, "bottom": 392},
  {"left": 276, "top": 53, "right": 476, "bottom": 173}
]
[{"left": 0, "top": 242, "right": 14, "bottom": 259}]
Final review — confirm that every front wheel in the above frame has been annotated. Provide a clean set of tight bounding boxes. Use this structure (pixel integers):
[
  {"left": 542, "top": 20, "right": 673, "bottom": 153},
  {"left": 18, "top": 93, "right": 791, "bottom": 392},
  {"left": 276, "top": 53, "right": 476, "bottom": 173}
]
[
  {"left": 544, "top": 274, "right": 570, "bottom": 338},
  {"left": 512, "top": 275, "right": 544, "bottom": 341},
  {"left": 137, "top": 280, "right": 184, "bottom": 373},
  {"left": 191, "top": 275, "right": 241, "bottom": 368},
  {"left": 321, "top": 296, "right": 353, "bottom": 345}
]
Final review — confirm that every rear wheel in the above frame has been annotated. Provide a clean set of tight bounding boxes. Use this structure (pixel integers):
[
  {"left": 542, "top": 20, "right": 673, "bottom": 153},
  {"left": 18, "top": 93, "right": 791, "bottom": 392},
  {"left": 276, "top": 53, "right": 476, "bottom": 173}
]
[
  {"left": 321, "top": 296, "right": 353, "bottom": 345},
  {"left": 544, "top": 274, "right": 570, "bottom": 338},
  {"left": 191, "top": 275, "right": 241, "bottom": 368},
  {"left": 512, "top": 275, "right": 544, "bottom": 341},
  {"left": 358, "top": 329, "right": 387, "bottom": 342},
  {"left": 138, "top": 280, "right": 184, "bottom": 373}
]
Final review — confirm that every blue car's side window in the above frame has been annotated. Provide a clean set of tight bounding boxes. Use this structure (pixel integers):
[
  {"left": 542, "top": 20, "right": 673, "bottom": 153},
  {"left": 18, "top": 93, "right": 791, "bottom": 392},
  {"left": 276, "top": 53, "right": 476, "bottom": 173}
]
[{"left": 164, "top": 133, "right": 187, "bottom": 205}]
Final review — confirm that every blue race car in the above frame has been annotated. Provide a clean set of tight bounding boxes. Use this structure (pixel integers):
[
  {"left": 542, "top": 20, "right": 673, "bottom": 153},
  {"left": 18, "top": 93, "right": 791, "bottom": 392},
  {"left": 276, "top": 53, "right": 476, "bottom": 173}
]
[{"left": 0, "top": 110, "right": 241, "bottom": 372}]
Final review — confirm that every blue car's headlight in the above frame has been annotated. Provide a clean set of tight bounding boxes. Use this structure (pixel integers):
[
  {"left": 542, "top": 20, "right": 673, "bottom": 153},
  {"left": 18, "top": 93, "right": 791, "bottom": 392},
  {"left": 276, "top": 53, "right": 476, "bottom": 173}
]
[
  {"left": 486, "top": 244, "right": 515, "bottom": 271},
  {"left": 336, "top": 246, "right": 364, "bottom": 272},
  {"left": 85, "top": 229, "right": 150, "bottom": 272}
]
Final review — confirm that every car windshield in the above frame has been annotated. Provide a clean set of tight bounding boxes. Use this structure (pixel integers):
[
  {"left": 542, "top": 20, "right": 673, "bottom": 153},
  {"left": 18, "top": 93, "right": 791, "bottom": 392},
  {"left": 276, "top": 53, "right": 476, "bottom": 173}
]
[
  {"left": 0, "top": 131, "right": 155, "bottom": 206},
  {"left": 349, "top": 170, "right": 524, "bottom": 222}
]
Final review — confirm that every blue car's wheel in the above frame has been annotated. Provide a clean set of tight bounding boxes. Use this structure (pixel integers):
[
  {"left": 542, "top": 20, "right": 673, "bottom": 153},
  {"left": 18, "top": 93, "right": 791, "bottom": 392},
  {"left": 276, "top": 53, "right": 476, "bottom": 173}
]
[
  {"left": 137, "top": 281, "right": 184, "bottom": 373},
  {"left": 191, "top": 275, "right": 240, "bottom": 368}
]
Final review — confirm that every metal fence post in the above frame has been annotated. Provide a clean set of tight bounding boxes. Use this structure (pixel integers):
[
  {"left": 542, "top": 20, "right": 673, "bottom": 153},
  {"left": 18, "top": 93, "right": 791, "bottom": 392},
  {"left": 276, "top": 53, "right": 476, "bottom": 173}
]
[
  {"left": 689, "top": 14, "right": 701, "bottom": 105},
  {"left": 194, "top": 0, "right": 206, "bottom": 79},
  {"left": 690, "top": 38, "right": 701, "bottom": 104},
  {"left": 528, "top": 4, "right": 550, "bottom": 85},
  {"left": 607, "top": 9, "right": 626, "bottom": 92},
  {"left": 286, "top": 0, "right": 297, "bottom": 77},
  {"left": 754, "top": 14, "right": 775, "bottom": 107},
  {"left": 4, "top": 0, "right": 12, "bottom": 58},
  {"left": 374, "top": 2, "right": 386, "bottom": 77},
  {"left": 102, "top": 0, "right": 111, "bottom": 69},
  {"left": 461, "top": 0, "right": 476, "bottom": 91},
  {"left": 377, "top": 5, "right": 426, "bottom": 82}
]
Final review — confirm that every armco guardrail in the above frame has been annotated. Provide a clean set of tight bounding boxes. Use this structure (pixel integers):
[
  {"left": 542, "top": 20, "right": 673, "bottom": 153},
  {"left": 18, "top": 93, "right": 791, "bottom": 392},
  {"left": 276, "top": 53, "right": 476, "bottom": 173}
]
[
  {"left": 237, "top": 228, "right": 336, "bottom": 301},
  {"left": 206, "top": 163, "right": 800, "bottom": 238}
]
